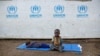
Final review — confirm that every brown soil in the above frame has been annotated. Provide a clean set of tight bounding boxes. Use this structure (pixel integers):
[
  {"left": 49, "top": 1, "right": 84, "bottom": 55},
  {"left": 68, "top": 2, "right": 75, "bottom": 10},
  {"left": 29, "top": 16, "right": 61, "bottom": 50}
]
[{"left": 0, "top": 39, "right": 100, "bottom": 56}]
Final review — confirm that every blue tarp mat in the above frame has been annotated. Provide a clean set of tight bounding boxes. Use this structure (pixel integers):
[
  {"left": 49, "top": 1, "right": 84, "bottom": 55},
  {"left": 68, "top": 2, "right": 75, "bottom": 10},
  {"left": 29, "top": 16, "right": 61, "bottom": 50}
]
[{"left": 17, "top": 43, "right": 82, "bottom": 52}]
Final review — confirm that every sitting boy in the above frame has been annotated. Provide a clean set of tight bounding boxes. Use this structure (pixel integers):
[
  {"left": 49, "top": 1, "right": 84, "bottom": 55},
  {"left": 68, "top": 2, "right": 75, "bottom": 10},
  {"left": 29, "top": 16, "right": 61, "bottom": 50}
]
[
  {"left": 50, "top": 29, "right": 63, "bottom": 52},
  {"left": 26, "top": 41, "right": 50, "bottom": 48}
]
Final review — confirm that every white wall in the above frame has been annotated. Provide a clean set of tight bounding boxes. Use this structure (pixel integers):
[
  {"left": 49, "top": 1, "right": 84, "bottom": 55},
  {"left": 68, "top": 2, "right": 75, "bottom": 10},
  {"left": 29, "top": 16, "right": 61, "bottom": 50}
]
[{"left": 0, "top": 0, "right": 100, "bottom": 39}]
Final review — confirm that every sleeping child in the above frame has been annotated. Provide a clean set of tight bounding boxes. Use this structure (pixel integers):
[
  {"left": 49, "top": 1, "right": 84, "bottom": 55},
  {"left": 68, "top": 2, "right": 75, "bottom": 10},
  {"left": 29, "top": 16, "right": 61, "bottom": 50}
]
[
  {"left": 50, "top": 29, "right": 63, "bottom": 52},
  {"left": 26, "top": 41, "right": 50, "bottom": 48}
]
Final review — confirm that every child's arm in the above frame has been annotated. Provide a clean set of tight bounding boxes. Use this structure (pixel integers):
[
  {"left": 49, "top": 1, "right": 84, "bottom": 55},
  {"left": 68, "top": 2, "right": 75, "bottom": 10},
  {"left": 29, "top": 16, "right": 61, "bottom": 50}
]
[
  {"left": 60, "top": 37, "right": 63, "bottom": 45},
  {"left": 51, "top": 37, "right": 54, "bottom": 45}
]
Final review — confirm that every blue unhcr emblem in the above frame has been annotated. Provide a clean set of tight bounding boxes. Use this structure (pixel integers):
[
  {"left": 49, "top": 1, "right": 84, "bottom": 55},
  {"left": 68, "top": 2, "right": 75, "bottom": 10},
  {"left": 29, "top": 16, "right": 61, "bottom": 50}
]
[
  {"left": 53, "top": 5, "right": 65, "bottom": 18},
  {"left": 31, "top": 5, "right": 41, "bottom": 14},
  {"left": 54, "top": 5, "right": 64, "bottom": 13},
  {"left": 78, "top": 5, "right": 87, "bottom": 13},
  {"left": 7, "top": 6, "right": 17, "bottom": 14},
  {"left": 6, "top": 5, "right": 18, "bottom": 18},
  {"left": 77, "top": 5, "right": 88, "bottom": 18},
  {"left": 30, "top": 5, "right": 42, "bottom": 18}
]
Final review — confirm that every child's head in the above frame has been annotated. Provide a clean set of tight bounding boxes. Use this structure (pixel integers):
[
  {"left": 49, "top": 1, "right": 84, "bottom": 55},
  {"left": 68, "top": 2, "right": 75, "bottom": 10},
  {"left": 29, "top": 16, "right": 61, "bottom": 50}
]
[
  {"left": 26, "top": 41, "right": 30, "bottom": 46},
  {"left": 54, "top": 29, "right": 60, "bottom": 37}
]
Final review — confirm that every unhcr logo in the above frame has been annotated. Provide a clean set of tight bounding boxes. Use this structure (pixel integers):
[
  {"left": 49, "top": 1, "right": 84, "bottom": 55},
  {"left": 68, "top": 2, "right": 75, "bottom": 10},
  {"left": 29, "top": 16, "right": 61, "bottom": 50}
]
[
  {"left": 7, "top": 6, "right": 17, "bottom": 14},
  {"left": 53, "top": 5, "right": 65, "bottom": 18},
  {"left": 31, "top": 5, "right": 41, "bottom": 14},
  {"left": 54, "top": 5, "right": 64, "bottom": 13},
  {"left": 30, "top": 5, "right": 42, "bottom": 18},
  {"left": 78, "top": 5, "right": 87, "bottom": 13},
  {"left": 77, "top": 5, "right": 88, "bottom": 18},
  {"left": 6, "top": 6, "right": 18, "bottom": 18}
]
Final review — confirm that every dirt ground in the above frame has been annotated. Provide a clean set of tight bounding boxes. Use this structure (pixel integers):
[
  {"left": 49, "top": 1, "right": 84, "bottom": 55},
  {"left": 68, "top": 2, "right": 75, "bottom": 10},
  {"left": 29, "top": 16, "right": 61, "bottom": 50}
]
[{"left": 0, "top": 39, "right": 100, "bottom": 56}]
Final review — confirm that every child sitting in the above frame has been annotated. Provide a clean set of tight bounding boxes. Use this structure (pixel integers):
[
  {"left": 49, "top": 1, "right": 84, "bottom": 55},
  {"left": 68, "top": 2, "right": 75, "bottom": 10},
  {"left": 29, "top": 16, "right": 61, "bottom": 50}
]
[
  {"left": 26, "top": 41, "right": 50, "bottom": 48},
  {"left": 50, "top": 29, "right": 63, "bottom": 52}
]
